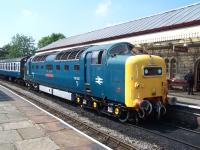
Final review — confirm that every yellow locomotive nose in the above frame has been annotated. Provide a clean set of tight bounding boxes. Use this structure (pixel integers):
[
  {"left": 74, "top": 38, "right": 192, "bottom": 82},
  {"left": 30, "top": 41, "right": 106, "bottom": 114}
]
[{"left": 125, "top": 55, "right": 167, "bottom": 108}]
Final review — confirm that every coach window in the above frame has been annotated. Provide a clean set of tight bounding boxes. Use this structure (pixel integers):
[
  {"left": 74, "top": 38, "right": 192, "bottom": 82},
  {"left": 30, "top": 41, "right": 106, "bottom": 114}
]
[
  {"left": 36, "top": 65, "right": 39, "bottom": 69},
  {"left": 74, "top": 65, "right": 80, "bottom": 71},
  {"left": 56, "top": 65, "right": 60, "bottom": 70},
  {"left": 91, "top": 50, "right": 104, "bottom": 64},
  {"left": 19, "top": 63, "right": 20, "bottom": 71},
  {"left": 13, "top": 63, "right": 15, "bottom": 71},
  {"left": 64, "top": 65, "right": 69, "bottom": 71},
  {"left": 32, "top": 65, "right": 34, "bottom": 70},
  {"left": 41, "top": 65, "right": 43, "bottom": 69}
]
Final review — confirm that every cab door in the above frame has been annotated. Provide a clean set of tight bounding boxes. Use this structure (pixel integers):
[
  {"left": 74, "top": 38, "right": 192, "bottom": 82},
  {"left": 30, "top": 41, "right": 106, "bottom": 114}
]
[{"left": 84, "top": 50, "right": 105, "bottom": 97}]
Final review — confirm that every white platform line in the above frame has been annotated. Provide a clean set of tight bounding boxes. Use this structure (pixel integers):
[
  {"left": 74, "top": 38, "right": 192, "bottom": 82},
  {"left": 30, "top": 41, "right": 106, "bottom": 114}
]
[
  {"left": 175, "top": 102, "right": 200, "bottom": 110},
  {"left": 0, "top": 84, "right": 112, "bottom": 150}
]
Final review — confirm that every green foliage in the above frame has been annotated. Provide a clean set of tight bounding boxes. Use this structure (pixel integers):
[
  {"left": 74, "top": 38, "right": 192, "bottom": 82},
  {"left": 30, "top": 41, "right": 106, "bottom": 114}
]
[
  {"left": 38, "top": 33, "right": 65, "bottom": 48},
  {"left": 1, "top": 34, "right": 36, "bottom": 59},
  {"left": 0, "top": 44, "right": 10, "bottom": 59}
]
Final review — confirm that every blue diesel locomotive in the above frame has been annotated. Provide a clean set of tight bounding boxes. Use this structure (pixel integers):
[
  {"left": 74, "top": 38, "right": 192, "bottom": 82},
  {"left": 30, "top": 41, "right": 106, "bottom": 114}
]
[{"left": 24, "top": 42, "right": 168, "bottom": 122}]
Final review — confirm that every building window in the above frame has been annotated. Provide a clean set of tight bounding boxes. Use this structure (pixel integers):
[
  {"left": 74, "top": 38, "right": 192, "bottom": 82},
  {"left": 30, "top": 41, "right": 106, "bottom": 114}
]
[
  {"left": 64, "top": 65, "right": 69, "bottom": 71},
  {"left": 170, "top": 58, "right": 177, "bottom": 78},
  {"left": 165, "top": 59, "right": 170, "bottom": 79},
  {"left": 41, "top": 65, "right": 44, "bottom": 69},
  {"left": 74, "top": 65, "right": 80, "bottom": 71},
  {"left": 36, "top": 65, "right": 39, "bottom": 69},
  {"left": 56, "top": 65, "right": 60, "bottom": 70}
]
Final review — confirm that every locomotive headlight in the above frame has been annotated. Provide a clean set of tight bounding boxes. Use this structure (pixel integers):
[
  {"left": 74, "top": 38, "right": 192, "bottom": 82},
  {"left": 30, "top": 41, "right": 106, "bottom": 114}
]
[
  {"left": 157, "top": 68, "right": 162, "bottom": 75},
  {"left": 144, "top": 68, "right": 148, "bottom": 75}
]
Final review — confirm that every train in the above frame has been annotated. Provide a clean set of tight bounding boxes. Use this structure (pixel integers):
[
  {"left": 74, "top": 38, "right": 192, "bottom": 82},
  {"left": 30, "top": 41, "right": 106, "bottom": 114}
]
[{"left": 0, "top": 42, "right": 168, "bottom": 123}]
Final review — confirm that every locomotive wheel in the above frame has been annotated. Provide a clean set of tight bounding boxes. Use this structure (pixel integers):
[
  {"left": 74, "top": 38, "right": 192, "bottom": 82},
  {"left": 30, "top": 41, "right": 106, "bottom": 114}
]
[{"left": 118, "top": 110, "right": 130, "bottom": 123}]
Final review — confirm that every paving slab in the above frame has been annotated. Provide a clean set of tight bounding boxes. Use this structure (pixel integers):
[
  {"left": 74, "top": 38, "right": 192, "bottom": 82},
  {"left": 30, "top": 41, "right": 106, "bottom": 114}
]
[
  {"left": 18, "top": 106, "right": 47, "bottom": 117},
  {"left": 39, "top": 121, "right": 69, "bottom": 133},
  {"left": 0, "top": 130, "right": 22, "bottom": 143},
  {"left": 0, "top": 143, "right": 15, "bottom": 150},
  {"left": 15, "top": 137, "right": 59, "bottom": 150},
  {"left": 2, "top": 120, "right": 34, "bottom": 130},
  {"left": 29, "top": 115, "right": 58, "bottom": 124},
  {"left": 49, "top": 129, "right": 93, "bottom": 148},
  {"left": 17, "top": 127, "right": 45, "bottom": 140}
]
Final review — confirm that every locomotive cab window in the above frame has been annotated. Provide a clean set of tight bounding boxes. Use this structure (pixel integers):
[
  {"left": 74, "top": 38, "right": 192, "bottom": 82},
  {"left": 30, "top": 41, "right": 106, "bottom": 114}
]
[
  {"left": 91, "top": 50, "right": 104, "bottom": 64},
  {"left": 109, "top": 44, "right": 132, "bottom": 56}
]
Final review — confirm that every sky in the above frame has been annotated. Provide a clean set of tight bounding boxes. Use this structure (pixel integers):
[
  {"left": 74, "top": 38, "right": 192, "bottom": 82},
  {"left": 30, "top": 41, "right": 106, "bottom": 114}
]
[{"left": 0, "top": 0, "right": 199, "bottom": 47}]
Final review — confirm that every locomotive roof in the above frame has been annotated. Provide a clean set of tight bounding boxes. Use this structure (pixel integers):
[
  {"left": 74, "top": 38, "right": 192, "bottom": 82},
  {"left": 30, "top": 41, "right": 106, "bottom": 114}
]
[
  {"left": 37, "top": 3, "right": 200, "bottom": 53},
  {"left": 32, "top": 42, "right": 131, "bottom": 62}
]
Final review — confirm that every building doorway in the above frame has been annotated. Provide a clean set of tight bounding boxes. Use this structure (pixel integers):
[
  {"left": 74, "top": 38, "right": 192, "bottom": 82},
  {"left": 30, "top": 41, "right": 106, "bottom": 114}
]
[{"left": 194, "top": 59, "right": 200, "bottom": 91}]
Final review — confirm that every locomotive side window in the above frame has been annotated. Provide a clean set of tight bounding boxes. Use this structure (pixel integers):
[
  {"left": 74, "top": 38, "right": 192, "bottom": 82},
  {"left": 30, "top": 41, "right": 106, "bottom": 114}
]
[
  {"left": 74, "top": 65, "right": 80, "bottom": 71},
  {"left": 56, "top": 65, "right": 60, "bottom": 70},
  {"left": 64, "top": 65, "right": 69, "bottom": 71},
  {"left": 46, "top": 64, "right": 53, "bottom": 70},
  {"left": 91, "top": 50, "right": 104, "bottom": 64}
]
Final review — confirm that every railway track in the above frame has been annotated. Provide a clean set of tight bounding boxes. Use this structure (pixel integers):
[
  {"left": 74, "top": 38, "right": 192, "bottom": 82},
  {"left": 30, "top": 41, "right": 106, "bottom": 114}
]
[
  {"left": 127, "top": 122, "right": 200, "bottom": 150},
  {"left": 0, "top": 80, "right": 137, "bottom": 150},
  {"left": 1, "top": 79, "right": 200, "bottom": 149}
]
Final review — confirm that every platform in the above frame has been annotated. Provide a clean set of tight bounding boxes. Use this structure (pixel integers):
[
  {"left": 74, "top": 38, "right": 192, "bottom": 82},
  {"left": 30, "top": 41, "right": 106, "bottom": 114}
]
[
  {"left": 0, "top": 86, "right": 110, "bottom": 150},
  {"left": 169, "top": 90, "right": 200, "bottom": 108}
]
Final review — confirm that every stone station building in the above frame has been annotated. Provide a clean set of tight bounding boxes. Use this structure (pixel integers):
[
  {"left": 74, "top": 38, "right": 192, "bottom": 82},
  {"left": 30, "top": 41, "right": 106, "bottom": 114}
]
[{"left": 36, "top": 3, "right": 200, "bottom": 90}]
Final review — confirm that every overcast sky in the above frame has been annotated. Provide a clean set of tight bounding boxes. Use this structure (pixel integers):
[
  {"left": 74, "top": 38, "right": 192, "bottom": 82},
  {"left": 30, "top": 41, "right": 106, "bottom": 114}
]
[{"left": 0, "top": 0, "right": 199, "bottom": 47}]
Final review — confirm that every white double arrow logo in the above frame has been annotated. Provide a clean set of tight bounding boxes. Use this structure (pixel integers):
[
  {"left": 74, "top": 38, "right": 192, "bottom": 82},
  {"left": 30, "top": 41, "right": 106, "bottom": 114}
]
[{"left": 95, "top": 76, "right": 103, "bottom": 85}]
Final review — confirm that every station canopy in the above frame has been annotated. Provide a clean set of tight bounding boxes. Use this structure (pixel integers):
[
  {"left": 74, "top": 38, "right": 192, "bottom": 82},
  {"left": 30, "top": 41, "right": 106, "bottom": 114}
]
[{"left": 37, "top": 3, "right": 200, "bottom": 53}]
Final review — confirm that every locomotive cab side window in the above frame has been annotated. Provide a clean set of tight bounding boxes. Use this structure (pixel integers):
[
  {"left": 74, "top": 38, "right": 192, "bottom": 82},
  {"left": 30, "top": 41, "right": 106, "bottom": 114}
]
[
  {"left": 109, "top": 44, "right": 132, "bottom": 56},
  {"left": 91, "top": 50, "right": 104, "bottom": 64}
]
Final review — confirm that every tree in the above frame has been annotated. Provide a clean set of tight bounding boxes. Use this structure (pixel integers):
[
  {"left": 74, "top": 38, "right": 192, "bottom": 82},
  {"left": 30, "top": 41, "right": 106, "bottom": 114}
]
[
  {"left": 2, "top": 34, "right": 36, "bottom": 58},
  {"left": 38, "top": 33, "right": 65, "bottom": 48},
  {"left": 0, "top": 44, "right": 10, "bottom": 59}
]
